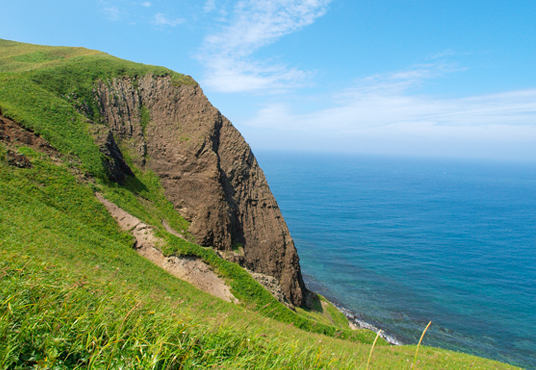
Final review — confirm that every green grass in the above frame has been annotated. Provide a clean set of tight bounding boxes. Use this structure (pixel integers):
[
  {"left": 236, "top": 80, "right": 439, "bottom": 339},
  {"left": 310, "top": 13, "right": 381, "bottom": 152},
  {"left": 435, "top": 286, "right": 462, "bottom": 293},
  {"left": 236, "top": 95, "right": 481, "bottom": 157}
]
[
  {"left": 0, "top": 142, "right": 379, "bottom": 343},
  {"left": 0, "top": 38, "right": 195, "bottom": 86},
  {"left": 0, "top": 251, "right": 356, "bottom": 369},
  {"left": 0, "top": 38, "right": 522, "bottom": 369},
  {"left": 0, "top": 148, "right": 519, "bottom": 369},
  {"left": 296, "top": 294, "right": 351, "bottom": 328},
  {"left": 28, "top": 54, "right": 194, "bottom": 122},
  {"left": 0, "top": 75, "right": 106, "bottom": 177},
  {"left": 102, "top": 158, "right": 192, "bottom": 241},
  {"left": 140, "top": 105, "right": 151, "bottom": 135},
  {"left": 159, "top": 233, "right": 379, "bottom": 343},
  {"left": 0, "top": 148, "right": 372, "bottom": 368}
]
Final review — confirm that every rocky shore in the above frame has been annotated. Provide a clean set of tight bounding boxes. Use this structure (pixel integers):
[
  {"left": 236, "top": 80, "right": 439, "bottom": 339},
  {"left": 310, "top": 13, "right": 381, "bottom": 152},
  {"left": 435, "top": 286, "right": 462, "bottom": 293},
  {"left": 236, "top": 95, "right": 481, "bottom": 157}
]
[{"left": 336, "top": 305, "right": 403, "bottom": 345}]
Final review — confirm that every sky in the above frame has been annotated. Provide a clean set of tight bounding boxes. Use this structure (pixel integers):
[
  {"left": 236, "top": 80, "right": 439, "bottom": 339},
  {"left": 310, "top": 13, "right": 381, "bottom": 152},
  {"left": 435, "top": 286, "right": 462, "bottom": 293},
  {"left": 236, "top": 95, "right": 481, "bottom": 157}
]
[{"left": 1, "top": 0, "right": 535, "bottom": 162}]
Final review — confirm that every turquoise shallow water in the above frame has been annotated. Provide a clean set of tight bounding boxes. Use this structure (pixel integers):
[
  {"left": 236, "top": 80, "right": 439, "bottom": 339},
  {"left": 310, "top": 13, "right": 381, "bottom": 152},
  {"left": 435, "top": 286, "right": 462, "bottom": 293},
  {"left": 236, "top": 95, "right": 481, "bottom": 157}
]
[{"left": 255, "top": 151, "right": 536, "bottom": 369}]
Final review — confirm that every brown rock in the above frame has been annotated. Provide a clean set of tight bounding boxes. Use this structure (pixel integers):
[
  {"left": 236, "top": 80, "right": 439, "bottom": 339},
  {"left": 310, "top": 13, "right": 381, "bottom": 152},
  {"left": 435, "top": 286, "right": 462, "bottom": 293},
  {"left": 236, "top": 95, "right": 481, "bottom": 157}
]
[{"left": 94, "top": 74, "right": 307, "bottom": 306}]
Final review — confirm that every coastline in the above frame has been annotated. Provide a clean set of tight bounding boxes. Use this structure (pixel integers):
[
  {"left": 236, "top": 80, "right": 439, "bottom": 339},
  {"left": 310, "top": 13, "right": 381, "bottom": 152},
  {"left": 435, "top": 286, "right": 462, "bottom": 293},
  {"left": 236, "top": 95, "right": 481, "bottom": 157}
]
[
  {"left": 305, "top": 275, "right": 402, "bottom": 345},
  {"left": 334, "top": 304, "right": 403, "bottom": 346}
]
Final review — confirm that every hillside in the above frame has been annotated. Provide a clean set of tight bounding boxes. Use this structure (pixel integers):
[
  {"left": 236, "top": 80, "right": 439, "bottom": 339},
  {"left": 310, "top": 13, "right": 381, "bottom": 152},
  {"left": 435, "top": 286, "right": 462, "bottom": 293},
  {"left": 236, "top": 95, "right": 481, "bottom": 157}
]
[{"left": 0, "top": 39, "right": 520, "bottom": 369}]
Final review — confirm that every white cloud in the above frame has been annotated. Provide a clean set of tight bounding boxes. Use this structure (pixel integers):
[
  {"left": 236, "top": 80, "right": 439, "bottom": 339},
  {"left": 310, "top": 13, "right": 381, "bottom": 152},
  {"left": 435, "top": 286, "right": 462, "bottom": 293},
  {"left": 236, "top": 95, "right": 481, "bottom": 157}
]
[
  {"left": 198, "top": 0, "right": 332, "bottom": 92},
  {"left": 203, "top": 0, "right": 216, "bottom": 12},
  {"left": 244, "top": 65, "right": 536, "bottom": 160},
  {"left": 152, "top": 12, "right": 185, "bottom": 27},
  {"left": 141, "top": 2, "right": 152, "bottom": 7}
]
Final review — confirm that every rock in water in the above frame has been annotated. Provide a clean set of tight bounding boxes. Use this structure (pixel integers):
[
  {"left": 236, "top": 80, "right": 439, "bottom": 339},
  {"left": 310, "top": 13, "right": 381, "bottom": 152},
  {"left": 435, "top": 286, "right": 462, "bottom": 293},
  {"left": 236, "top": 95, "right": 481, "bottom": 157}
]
[{"left": 95, "top": 74, "right": 307, "bottom": 307}]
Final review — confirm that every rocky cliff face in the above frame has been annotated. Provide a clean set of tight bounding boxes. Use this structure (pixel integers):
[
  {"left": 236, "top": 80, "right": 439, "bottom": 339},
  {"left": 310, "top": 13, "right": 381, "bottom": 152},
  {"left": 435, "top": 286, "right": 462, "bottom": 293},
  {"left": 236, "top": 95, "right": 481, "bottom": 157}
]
[{"left": 93, "top": 74, "right": 307, "bottom": 307}]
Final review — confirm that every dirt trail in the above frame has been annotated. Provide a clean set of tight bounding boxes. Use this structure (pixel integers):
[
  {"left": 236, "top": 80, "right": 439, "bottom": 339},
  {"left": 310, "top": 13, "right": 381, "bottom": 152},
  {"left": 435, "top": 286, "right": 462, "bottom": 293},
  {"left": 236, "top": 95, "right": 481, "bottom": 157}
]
[
  {"left": 95, "top": 193, "right": 237, "bottom": 303},
  {"left": 162, "top": 220, "right": 185, "bottom": 239}
]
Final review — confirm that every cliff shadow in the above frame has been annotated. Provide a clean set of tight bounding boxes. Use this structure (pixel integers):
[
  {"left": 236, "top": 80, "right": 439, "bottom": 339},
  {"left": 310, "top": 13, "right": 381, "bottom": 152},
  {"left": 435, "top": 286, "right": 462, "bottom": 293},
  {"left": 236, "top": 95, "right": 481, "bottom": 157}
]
[
  {"left": 304, "top": 291, "right": 324, "bottom": 313},
  {"left": 121, "top": 174, "right": 149, "bottom": 195}
]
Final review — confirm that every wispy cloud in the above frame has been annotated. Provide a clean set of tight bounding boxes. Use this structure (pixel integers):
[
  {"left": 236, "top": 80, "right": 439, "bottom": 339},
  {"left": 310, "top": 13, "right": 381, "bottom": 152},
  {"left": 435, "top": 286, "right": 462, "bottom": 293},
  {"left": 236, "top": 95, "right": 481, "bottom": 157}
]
[
  {"left": 152, "top": 12, "right": 185, "bottom": 27},
  {"left": 245, "top": 65, "right": 536, "bottom": 159},
  {"left": 203, "top": 0, "right": 216, "bottom": 12},
  {"left": 103, "top": 6, "right": 121, "bottom": 21},
  {"left": 426, "top": 49, "right": 456, "bottom": 60},
  {"left": 141, "top": 2, "right": 152, "bottom": 7},
  {"left": 198, "top": 0, "right": 332, "bottom": 92}
]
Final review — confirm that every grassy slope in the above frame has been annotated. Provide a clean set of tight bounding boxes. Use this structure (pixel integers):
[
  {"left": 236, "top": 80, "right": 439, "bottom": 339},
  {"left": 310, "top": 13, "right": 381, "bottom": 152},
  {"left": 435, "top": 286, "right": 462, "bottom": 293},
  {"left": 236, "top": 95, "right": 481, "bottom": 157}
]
[
  {"left": 0, "top": 38, "right": 362, "bottom": 341},
  {"left": 0, "top": 39, "right": 520, "bottom": 369}
]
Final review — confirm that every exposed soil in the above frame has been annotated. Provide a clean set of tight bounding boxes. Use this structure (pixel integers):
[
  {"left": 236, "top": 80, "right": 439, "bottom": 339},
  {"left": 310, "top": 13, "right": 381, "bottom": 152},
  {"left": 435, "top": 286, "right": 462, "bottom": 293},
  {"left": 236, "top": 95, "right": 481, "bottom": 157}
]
[
  {"left": 0, "top": 114, "right": 57, "bottom": 156},
  {"left": 0, "top": 114, "right": 63, "bottom": 170},
  {"left": 95, "top": 193, "right": 237, "bottom": 303},
  {"left": 6, "top": 150, "right": 32, "bottom": 168}
]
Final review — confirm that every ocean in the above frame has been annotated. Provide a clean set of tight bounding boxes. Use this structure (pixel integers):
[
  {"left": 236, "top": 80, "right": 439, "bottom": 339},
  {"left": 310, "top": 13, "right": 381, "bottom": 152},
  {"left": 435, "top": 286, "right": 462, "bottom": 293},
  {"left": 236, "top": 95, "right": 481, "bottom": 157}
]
[{"left": 255, "top": 151, "right": 536, "bottom": 370}]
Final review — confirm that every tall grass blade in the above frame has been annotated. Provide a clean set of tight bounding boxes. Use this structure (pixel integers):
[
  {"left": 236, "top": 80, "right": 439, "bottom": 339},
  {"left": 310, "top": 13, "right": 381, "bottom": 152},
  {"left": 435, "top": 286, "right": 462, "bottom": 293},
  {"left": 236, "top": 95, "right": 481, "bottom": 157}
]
[
  {"left": 412, "top": 321, "right": 432, "bottom": 369},
  {"left": 366, "top": 330, "right": 382, "bottom": 370}
]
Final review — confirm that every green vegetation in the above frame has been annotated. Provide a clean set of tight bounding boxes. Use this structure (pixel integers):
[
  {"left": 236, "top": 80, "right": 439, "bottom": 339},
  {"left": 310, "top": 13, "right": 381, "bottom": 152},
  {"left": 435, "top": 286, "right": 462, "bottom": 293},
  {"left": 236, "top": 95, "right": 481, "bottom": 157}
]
[
  {"left": 0, "top": 151, "right": 356, "bottom": 369},
  {"left": 0, "top": 38, "right": 521, "bottom": 368},
  {"left": 140, "top": 105, "right": 151, "bottom": 135},
  {"left": 102, "top": 155, "right": 191, "bottom": 240},
  {"left": 0, "top": 146, "right": 518, "bottom": 369},
  {"left": 231, "top": 242, "right": 244, "bottom": 254},
  {"left": 0, "top": 75, "right": 106, "bottom": 177},
  {"left": 160, "top": 233, "right": 378, "bottom": 343},
  {"left": 296, "top": 294, "right": 350, "bottom": 329}
]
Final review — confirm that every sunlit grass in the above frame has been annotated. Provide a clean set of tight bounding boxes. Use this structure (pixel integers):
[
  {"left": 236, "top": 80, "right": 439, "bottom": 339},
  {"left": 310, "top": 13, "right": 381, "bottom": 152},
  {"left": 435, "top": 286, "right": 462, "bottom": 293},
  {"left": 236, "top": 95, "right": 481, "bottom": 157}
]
[{"left": 0, "top": 38, "right": 522, "bottom": 369}]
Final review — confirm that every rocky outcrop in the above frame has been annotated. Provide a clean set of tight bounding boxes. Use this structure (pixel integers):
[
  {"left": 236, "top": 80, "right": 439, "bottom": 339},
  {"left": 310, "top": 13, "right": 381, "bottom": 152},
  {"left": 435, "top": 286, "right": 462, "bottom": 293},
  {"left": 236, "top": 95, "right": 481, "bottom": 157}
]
[
  {"left": 92, "top": 74, "right": 307, "bottom": 307},
  {"left": 91, "top": 125, "right": 134, "bottom": 184},
  {"left": 247, "top": 269, "right": 295, "bottom": 310}
]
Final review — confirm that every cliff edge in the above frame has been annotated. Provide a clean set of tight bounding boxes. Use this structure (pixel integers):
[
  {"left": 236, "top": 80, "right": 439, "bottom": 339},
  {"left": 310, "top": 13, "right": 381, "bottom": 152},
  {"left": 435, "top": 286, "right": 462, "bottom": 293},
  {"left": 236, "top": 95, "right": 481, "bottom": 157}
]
[{"left": 94, "top": 74, "right": 307, "bottom": 307}]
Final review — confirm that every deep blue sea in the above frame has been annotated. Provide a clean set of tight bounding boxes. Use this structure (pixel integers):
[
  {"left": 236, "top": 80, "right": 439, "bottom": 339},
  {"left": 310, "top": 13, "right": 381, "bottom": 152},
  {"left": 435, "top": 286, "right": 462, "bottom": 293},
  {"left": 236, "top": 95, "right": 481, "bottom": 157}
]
[{"left": 255, "top": 151, "right": 536, "bottom": 370}]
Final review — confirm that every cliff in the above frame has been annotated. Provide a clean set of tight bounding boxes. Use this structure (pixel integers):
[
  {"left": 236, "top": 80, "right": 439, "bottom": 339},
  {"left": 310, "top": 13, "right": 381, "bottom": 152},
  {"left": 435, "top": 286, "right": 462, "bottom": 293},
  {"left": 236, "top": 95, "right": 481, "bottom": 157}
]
[
  {"left": 0, "top": 37, "right": 307, "bottom": 306},
  {"left": 93, "top": 74, "right": 307, "bottom": 306}
]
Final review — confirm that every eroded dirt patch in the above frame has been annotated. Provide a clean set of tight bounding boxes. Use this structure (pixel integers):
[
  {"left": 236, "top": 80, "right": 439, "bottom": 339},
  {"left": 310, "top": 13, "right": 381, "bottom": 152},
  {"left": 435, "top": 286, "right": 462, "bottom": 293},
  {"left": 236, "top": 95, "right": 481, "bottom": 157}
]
[
  {"left": 6, "top": 150, "right": 32, "bottom": 168},
  {"left": 0, "top": 114, "right": 65, "bottom": 170},
  {"left": 95, "top": 193, "right": 237, "bottom": 303},
  {"left": 0, "top": 115, "right": 57, "bottom": 156}
]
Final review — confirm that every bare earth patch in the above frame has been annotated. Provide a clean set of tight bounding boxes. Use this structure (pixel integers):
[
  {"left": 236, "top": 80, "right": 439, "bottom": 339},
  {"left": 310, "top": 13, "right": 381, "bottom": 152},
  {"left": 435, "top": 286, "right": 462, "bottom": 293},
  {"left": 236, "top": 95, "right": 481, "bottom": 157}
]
[
  {"left": 95, "top": 193, "right": 237, "bottom": 303},
  {"left": 0, "top": 114, "right": 57, "bottom": 157}
]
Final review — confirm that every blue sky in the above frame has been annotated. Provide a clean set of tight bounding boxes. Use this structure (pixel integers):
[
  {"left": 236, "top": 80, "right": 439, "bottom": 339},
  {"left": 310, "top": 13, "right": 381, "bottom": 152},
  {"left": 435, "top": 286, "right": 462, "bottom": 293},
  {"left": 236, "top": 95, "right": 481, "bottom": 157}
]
[{"left": 2, "top": 0, "right": 535, "bottom": 161}]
